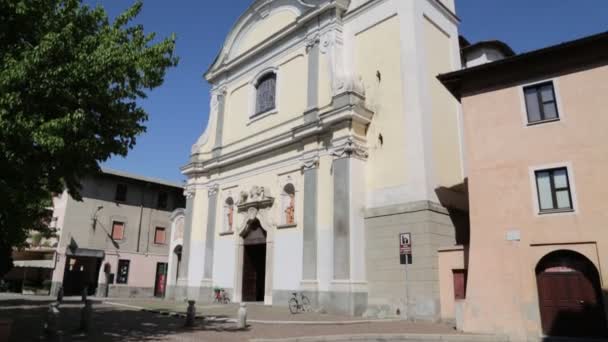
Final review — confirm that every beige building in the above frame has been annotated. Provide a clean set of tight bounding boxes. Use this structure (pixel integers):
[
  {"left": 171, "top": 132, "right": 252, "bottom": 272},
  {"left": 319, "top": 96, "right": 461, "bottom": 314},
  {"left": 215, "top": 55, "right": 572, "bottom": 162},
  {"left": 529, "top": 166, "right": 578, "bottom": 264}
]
[
  {"left": 45, "top": 169, "right": 185, "bottom": 298},
  {"left": 438, "top": 32, "right": 608, "bottom": 340},
  {"left": 178, "top": 0, "right": 465, "bottom": 319}
]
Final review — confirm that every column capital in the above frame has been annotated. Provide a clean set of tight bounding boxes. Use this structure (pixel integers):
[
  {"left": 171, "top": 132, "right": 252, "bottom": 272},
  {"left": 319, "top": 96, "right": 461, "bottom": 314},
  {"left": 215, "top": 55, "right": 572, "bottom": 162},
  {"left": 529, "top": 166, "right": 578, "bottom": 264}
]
[
  {"left": 184, "top": 187, "right": 196, "bottom": 199},
  {"left": 208, "top": 184, "right": 220, "bottom": 197},
  {"left": 331, "top": 137, "right": 368, "bottom": 161},
  {"left": 305, "top": 33, "right": 320, "bottom": 53},
  {"left": 301, "top": 155, "right": 320, "bottom": 170}
]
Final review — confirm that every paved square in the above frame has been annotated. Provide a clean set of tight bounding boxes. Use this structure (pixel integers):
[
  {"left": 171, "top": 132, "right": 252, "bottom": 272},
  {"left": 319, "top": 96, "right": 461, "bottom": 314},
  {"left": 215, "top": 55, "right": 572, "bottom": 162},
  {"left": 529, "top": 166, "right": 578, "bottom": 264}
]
[{"left": 0, "top": 294, "right": 465, "bottom": 342}]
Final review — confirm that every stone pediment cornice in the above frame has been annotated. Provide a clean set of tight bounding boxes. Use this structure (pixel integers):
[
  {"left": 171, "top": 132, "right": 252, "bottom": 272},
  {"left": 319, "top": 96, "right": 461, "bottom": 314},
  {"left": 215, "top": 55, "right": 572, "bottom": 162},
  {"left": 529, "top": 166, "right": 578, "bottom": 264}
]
[
  {"left": 205, "top": 0, "right": 350, "bottom": 82},
  {"left": 181, "top": 90, "right": 373, "bottom": 176}
]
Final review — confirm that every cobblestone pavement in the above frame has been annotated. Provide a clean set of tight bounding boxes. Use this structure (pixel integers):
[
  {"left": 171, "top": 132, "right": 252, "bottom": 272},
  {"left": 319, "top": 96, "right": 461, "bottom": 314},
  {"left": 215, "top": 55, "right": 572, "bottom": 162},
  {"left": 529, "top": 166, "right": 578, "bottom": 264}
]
[{"left": 0, "top": 294, "right": 462, "bottom": 342}]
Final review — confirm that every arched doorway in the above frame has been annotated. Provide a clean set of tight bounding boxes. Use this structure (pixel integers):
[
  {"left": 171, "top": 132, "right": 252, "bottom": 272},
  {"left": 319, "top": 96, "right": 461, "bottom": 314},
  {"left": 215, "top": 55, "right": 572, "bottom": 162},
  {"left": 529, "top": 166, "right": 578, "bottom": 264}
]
[
  {"left": 240, "top": 218, "right": 267, "bottom": 302},
  {"left": 536, "top": 250, "right": 607, "bottom": 338}
]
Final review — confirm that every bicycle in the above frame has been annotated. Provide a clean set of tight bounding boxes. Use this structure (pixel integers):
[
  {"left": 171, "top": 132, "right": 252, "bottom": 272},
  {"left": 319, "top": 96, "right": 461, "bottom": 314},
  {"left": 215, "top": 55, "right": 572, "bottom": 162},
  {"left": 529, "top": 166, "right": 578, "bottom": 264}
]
[
  {"left": 214, "top": 288, "right": 230, "bottom": 304},
  {"left": 288, "top": 292, "right": 311, "bottom": 314}
]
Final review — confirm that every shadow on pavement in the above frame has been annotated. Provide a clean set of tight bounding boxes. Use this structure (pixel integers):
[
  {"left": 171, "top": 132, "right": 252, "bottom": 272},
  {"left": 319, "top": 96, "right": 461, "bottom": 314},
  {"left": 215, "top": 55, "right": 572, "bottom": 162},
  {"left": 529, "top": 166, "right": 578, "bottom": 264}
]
[{"left": 0, "top": 298, "right": 248, "bottom": 342}]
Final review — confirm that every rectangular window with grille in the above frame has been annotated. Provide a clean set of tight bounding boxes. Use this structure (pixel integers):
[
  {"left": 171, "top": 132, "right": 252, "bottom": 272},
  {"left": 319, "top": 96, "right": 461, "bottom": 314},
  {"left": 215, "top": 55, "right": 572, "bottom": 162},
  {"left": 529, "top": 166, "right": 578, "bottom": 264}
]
[{"left": 117, "top": 260, "right": 130, "bottom": 284}]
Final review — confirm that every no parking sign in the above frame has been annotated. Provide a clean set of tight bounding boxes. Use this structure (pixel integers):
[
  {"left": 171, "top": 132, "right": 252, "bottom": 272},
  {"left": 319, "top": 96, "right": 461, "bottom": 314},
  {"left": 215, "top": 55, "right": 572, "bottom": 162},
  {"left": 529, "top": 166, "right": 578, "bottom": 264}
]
[{"left": 399, "top": 233, "right": 412, "bottom": 265}]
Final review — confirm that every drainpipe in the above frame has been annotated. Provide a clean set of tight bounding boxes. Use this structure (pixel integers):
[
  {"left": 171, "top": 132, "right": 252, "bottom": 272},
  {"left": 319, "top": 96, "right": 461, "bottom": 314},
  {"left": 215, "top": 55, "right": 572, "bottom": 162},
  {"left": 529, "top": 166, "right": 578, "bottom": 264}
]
[{"left": 136, "top": 183, "right": 147, "bottom": 253}]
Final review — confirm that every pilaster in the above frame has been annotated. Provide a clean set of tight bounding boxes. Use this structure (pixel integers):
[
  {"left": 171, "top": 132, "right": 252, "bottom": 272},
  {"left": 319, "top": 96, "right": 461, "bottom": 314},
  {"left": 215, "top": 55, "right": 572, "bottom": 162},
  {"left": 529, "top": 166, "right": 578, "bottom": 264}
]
[
  {"left": 301, "top": 155, "right": 319, "bottom": 282},
  {"left": 203, "top": 184, "right": 219, "bottom": 280}
]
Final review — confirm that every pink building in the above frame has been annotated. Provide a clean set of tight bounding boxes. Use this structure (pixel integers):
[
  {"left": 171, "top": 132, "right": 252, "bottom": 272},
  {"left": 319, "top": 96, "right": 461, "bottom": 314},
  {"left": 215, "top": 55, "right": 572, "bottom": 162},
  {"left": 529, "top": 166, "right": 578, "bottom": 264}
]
[{"left": 438, "top": 32, "right": 608, "bottom": 340}]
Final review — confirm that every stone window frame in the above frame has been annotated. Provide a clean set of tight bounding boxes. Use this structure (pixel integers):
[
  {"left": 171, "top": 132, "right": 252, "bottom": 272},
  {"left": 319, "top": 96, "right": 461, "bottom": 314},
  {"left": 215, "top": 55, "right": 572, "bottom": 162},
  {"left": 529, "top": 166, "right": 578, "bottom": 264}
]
[
  {"left": 248, "top": 66, "right": 280, "bottom": 125},
  {"left": 529, "top": 162, "right": 578, "bottom": 217}
]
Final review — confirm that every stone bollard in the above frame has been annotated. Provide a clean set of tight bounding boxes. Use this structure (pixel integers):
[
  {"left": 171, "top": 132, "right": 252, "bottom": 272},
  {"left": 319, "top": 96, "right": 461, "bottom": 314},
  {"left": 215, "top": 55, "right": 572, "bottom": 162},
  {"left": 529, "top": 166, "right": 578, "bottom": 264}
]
[
  {"left": 80, "top": 300, "right": 93, "bottom": 332},
  {"left": 44, "top": 303, "right": 60, "bottom": 339},
  {"left": 237, "top": 303, "right": 247, "bottom": 329},
  {"left": 185, "top": 300, "right": 196, "bottom": 327}
]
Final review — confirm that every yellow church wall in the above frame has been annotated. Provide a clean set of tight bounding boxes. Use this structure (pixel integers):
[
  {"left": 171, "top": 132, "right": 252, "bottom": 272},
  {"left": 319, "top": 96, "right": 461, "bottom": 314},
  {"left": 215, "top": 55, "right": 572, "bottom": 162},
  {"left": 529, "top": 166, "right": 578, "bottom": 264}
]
[
  {"left": 190, "top": 187, "right": 209, "bottom": 246},
  {"left": 316, "top": 154, "right": 333, "bottom": 227},
  {"left": 235, "top": 10, "right": 298, "bottom": 57},
  {"left": 318, "top": 52, "right": 332, "bottom": 108},
  {"left": 423, "top": 16, "right": 463, "bottom": 187},
  {"left": 277, "top": 54, "right": 307, "bottom": 123},
  {"left": 219, "top": 50, "right": 308, "bottom": 155},
  {"left": 353, "top": 15, "right": 409, "bottom": 194},
  {"left": 222, "top": 82, "right": 250, "bottom": 146}
]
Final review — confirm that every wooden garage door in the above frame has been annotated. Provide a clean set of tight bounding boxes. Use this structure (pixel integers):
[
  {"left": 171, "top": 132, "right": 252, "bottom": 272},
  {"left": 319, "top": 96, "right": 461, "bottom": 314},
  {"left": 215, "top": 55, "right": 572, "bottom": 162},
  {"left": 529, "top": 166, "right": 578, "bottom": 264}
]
[{"left": 537, "top": 267, "right": 606, "bottom": 337}]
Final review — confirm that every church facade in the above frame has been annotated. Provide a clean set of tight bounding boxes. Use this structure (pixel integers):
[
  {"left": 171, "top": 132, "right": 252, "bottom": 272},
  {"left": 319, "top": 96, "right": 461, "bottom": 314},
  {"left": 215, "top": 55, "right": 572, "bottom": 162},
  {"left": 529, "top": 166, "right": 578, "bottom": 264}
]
[{"left": 175, "top": 0, "right": 464, "bottom": 319}]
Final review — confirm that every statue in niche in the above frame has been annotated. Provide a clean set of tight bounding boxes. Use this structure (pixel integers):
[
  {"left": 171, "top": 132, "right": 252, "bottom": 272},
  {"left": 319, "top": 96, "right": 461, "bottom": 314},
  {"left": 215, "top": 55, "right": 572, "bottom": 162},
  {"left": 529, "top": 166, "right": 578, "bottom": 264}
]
[
  {"left": 225, "top": 197, "right": 235, "bottom": 231},
  {"left": 282, "top": 183, "right": 296, "bottom": 225}
]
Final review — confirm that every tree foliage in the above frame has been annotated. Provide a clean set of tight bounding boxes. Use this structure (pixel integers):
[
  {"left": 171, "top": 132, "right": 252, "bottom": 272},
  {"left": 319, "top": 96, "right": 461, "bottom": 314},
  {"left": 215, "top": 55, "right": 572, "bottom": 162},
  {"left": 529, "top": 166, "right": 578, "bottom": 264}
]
[{"left": 0, "top": 0, "right": 178, "bottom": 276}]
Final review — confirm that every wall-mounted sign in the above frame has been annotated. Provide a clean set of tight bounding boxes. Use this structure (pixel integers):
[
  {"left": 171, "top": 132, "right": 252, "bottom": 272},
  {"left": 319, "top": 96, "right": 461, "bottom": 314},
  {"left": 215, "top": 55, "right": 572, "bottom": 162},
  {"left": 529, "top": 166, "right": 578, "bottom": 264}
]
[{"left": 399, "top": 233, "right": 412, "bottom": 265}]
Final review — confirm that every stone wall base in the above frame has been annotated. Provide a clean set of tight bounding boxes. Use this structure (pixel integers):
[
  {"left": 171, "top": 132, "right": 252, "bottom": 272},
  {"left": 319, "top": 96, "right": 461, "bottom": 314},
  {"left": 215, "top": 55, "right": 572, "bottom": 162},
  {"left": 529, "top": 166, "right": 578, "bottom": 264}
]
[
  {"left": 364, "top": 200, "right": 458, "bottom": 321},
  {"left": 107, "top": 285, "right": 155, "bottom": 298},
  {"left": 272, "top": 290, "right": 368, "bottom": 316}
]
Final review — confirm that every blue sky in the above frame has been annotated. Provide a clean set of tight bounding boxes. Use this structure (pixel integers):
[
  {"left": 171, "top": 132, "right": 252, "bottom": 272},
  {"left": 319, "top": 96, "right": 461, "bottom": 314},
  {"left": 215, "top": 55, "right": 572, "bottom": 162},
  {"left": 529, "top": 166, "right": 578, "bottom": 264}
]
[{"left": 90, "top": 0, "right": 608, "bottom": 183}]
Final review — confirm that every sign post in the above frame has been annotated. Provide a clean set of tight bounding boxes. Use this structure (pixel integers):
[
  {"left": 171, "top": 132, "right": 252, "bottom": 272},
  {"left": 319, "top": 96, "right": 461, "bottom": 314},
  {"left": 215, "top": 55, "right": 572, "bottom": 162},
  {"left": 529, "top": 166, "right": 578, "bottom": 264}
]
[
  {"left": 399, "top": 233, "right": 412, "bottom": 265},
  {"left": 399, "top": 232, "right": 412, "bottom": 319}
]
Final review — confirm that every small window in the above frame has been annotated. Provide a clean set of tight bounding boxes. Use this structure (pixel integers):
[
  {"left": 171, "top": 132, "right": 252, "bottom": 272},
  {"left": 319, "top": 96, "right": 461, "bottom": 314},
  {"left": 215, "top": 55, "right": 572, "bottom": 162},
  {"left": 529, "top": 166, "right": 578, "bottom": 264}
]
[
  {"left": 111, "top": 221, "right": 125, "bottom": 241},
  {"left": 157, "top": 192, "right": 168, "bottom": 209},
  {"left": 535, "top": 167, "right": 573, "bottom": 213},
  {"left": 115, "top": 184, "right": 128, "bottom": 202},
  {"left": 154, "top": 227, "right": 166, "bottom": 245},
  {"left": 117, "top": 260, "right": 130, "bottom": 284},
  {"left": 453, "top": 269, "right": 467, "bottom": 300},
  {"left": 524, "top": 82, "right": 559, "bottom": 124},
  {"left": 255, "top": 73, "right": 276, "bottom": 115}
]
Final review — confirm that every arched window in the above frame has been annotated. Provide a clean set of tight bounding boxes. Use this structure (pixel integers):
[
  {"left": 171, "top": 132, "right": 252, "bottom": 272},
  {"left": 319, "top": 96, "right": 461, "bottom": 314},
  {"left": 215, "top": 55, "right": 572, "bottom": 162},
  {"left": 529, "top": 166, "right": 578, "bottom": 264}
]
[
  {"left": 281, "top": 183, "right": 296, "bottom": 225},
  {"left": 255, "top": 73, "right": 276, "bottom": 115},
  {"left": 224, "top": 197, "right": 235, "bottom": 232}
]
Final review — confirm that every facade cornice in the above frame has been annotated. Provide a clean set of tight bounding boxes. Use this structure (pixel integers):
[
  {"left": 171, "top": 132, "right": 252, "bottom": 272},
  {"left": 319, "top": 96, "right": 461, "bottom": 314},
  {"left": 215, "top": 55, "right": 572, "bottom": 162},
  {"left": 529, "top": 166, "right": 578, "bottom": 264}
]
[
  {"left": 182, "top": 90, "right": 373, "bottom": 177},
  {"left": 206, "top": 1, "right": 348, "bottom": 82}
]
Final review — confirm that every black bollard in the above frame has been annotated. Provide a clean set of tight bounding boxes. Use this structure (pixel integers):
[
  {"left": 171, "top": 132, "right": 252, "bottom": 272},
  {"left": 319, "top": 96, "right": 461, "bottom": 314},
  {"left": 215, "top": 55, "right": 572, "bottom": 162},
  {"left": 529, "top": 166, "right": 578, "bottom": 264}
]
[
  {"left": 80, "top": 300, "right": 92, "bottom": 333},
  {"left": 57, "top": 286, "right": 64, "bottom": 304},
  {"left": 81, "top": 286, "right": 88, "bottom": 303}
]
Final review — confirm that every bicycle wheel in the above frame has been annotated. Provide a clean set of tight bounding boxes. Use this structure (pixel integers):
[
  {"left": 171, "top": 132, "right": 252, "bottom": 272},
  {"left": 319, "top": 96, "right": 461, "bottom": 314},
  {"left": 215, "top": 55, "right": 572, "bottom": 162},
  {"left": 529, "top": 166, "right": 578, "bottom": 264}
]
[
  {"left": 288, "top": 298, "right": 299, "bottom": 314},
  {"left": 301, "top": 295, "right": 311, "bottom": 312}
]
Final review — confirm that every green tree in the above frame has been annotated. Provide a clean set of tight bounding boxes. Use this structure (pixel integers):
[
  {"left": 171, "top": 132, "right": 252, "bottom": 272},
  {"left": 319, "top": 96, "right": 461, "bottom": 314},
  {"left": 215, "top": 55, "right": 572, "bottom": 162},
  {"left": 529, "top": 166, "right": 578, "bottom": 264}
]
[{"left": 0, "top": 0, "right": 178, "bottom": 276}]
